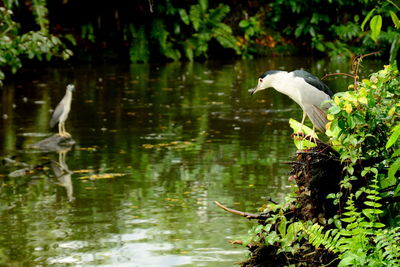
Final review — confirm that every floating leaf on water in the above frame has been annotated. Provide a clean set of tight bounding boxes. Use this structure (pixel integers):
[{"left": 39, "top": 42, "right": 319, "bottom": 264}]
[
  {"left": 142, "top": 141, "right": 194, "bottom": 150},
  {"left": 203, "top": 80, "right": 214, "bottom": 84},
  {"left": 165, "top": 198, "right": 179, "bottom": 202},
  {"left": 74, "top": 169, "right": 95, "bottom": 173},
  {"left": 78, "top": 147, "right": 98, "bottom": 151},
  {"left": 79, "top": 173, "right": 127, "bottom": 180}
]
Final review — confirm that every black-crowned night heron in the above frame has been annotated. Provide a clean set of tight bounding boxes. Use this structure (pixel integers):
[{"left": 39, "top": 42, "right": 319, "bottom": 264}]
[
  {"left": 50, "top": 84, "right": 75, "bottom": 137},
  {"left": 249, "top": 70, "right": 333, "bottom": 133}
]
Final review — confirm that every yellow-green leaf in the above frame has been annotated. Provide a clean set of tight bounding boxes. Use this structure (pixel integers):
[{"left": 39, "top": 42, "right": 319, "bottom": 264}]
[
  {"left": 390, "top": 11, "right": 400, "bottom": 28},
  {"left": 370, "top": 15, "right": 382, "bottom": 42}
]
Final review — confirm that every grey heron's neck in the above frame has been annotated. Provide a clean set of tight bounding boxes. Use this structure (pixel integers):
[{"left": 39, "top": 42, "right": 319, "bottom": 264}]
[
  {"left": 270, "top": 72, "right": 301, "bottom": 104},
  {"left": 270, "top": 72, "right": 290, "bottom": 92}
]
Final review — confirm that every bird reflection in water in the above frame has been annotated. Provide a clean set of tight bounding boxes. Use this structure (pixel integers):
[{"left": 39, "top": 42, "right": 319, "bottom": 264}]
[{"left": 51, "top": 148, "right": 74, "bottom": 202}]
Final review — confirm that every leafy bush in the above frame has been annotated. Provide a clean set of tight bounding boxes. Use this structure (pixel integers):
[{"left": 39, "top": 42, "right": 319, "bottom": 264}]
[
  {"left": 326, "top": 65, "right": 400, "bottom": 201},
  {"left": 243, "top": 65, "right": 400, "bottom": 266},
  {"left": 0, "top": 2, "right": 72, "bottom": 85}
]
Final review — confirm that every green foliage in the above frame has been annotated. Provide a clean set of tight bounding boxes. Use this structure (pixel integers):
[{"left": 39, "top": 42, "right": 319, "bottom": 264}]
[
  {"left": 32, "top": 0, "right": 49, "bottom": 34},
  {"left": 126, "top": 25, "right": 150, "bottom": 63},
  {"left": 244, "top": 66, "right": 400, "bottom": 266},
  {"left": 126, "top": 0, "right": 239, "bottom": 62},
  {"left": 81, "top": 24, "right": 95, "bottom": 43},
  {"left": 361, "top": 1, "right": 400, "bottom": 63},
  {"left": 179, "top": 0, "right": 239, "bottom": 60},
  {"left": 243, "top": 202, "right": 305, "bottom": 255},
  {"left": 306, "top": 192, "right": 400, "bottom": 266},
  {"left": 289, "top": 118, "right": 317, "bottom": 149},
  {"left": 237, "top": 12, "right": 266, "bottom": 58},
  {"left": 150, "top": 19, "right": 181, "bottom": 61},
  {"left": 0, "top": 3, "right": 72, "bottom": 84},
  {"left": 326, "top": 65, "right": 400, "bottom": 197}
]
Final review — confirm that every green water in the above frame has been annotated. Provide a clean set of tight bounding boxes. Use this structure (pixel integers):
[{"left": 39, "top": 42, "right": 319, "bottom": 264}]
[{"left": 0, "top": 58, "right": 382, "bottom": 266}]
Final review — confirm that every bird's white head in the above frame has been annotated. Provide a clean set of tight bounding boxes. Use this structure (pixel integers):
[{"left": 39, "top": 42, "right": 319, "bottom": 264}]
[
  {"left": 248, "top": 70, "right": 283, "bottom": 95},
  {"left": 66, "top": 84, "right": 75, "bottom": 92}
]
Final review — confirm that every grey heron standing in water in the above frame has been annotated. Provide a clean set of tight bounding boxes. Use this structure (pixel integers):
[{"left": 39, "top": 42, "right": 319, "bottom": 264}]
[
  {"left": 249, "top": 70, "right": 333, "bottom": 134},
  {"left": 50, "top": 84, "right": 75, "bottom": 137}
]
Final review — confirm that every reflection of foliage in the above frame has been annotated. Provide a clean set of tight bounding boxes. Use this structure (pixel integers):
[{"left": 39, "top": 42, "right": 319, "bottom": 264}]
[{"left": 0, "top": 2, "right": 72, "bottom": 85}]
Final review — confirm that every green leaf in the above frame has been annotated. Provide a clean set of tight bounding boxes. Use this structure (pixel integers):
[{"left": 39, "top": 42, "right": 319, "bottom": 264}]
[
  {"left": 199, "top": 0, "right": 208, "bottom": 12},
  {"left": 364, "top": 201, "right": 382, "bottom": 208},
  {"left": 189, "top": 5, "right": 202, "bottom": 31},
  {"left": 329, "top": 105, "right": 341, "bottom": 115},
  {"left": 361, "top": 8, "right": 375, "bottom": 31},
  {"left": 386, "top": 124, "right": 400, "bottom": 149},
  {"left": 239, "top": 20, "right": 249, "bottom": 28},
  {"left": 388, "top": 157, "right": 400, "bottom": 181},
  {"left": 392, "top": 148, "right": 400, "bottom": 157},
  {"left": 315, "top": 41, "right": 325, "bottom": 52},
  {"left": 178, "top": 8, "right": 190, "bottom": 25},
  {"left": 278, "top": 216, "right": 287, "bottom": 236},
  {"left": 390, "top": 11, "right": 400, "bottom": 28},
  {"left": 370, "top": 15, "right": 382, "bottom": 42},
  {"left": 184, "top": 42, "right": 194, "bottom": 61}
]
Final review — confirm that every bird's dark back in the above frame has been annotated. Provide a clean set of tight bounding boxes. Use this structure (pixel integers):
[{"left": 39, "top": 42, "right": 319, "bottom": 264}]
[{"left": 292, "top": 70, "right": 334, "bottom": 97}]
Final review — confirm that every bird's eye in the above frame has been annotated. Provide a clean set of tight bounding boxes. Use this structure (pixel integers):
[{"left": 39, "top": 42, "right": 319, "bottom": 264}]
[{"left": 259, "top": 78, "right": 263, "bottom": 83}]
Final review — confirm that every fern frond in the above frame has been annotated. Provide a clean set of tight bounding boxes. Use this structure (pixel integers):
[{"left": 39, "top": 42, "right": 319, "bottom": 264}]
[{"left": 302, "top": 223, "right": 342, "bottom": 253}]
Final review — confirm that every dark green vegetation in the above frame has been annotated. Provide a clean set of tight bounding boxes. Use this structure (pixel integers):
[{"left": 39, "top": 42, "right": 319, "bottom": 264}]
[
  {"left": 1, "top": 0, "right": 400, "bottom": 83},
  {"left": 241, "top": 65, "right": 400, "bottom": 266}
]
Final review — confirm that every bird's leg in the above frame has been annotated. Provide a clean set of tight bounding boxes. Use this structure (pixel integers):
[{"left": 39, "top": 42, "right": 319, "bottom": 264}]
[
  {"left": 58, "top": 122, "right": 63, "bottom": 137},
  {"left": 294, "top": 112, "right": 307, "bottom": 139},
  {"left": 62, "top": 122, "right": 71, "bottom": 138},
  {"left": 308, "top": 125, "right": 317, "bottom": 144}
]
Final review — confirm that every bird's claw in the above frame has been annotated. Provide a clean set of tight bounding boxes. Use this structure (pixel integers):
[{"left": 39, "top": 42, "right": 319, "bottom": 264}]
[
  {"left": 304, "top": 134, "right": 318, "bottom": 144},
  {"left": 58, "top": 132, "right": 71, "bottom": 138},
  {"left": 291, "top": 132, "right": 305, "bottom": 140}
]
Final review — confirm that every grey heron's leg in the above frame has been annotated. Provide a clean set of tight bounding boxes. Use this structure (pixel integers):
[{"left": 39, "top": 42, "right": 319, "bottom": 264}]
[
  {"left": 58, "top": 122, "right": 63, "bottom": 136},
  {"left": 62, "top": 122, "right": 71, "bottom": 138},
  {"left": 294, "top": 112, "right": 307, "bottom": 139},
  {"left": 63, "top": 123, "right": 71, "bottom": 138},
  {"left": 299, "top": 111, "right": 307, "bottom": 133}
]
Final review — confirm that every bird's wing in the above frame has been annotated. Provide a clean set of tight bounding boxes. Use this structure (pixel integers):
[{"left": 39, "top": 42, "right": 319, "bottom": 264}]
[
  {"left": 292, "top": 70, "right": 334, "bottom": 97},
  {"left": 50, "top": 98, "right": 66, "bottom": 128},
  {"left": 308, "top": 105, "right": 328, "bottom": 132}
]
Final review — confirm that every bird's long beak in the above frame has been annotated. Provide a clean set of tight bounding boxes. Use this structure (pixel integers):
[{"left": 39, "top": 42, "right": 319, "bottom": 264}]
[{"left": 248, "top": 85, "right": 260, "bottom": 96}]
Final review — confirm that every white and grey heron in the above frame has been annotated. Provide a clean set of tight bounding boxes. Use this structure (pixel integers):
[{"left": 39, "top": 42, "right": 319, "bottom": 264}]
[
  {"left": 50, "top": 84, "right": 75, "bottom": 138},
  {"left": 249, "top": 70, "right": 333, "bottom": 133}
]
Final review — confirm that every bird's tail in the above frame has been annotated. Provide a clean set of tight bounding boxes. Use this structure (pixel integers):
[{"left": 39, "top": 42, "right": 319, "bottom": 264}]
[{"left": 310, "top": 105, "right": 329, "bottom": 133}]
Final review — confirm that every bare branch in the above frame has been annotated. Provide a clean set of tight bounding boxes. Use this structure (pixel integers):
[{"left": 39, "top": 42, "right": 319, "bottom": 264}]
[{"left": 214, "top": 201, "right": 264, "bottom": 219}]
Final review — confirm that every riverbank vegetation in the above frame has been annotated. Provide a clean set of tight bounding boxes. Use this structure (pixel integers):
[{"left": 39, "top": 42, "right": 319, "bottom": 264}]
[
  {"left": 228, "top": 64, "right": 399, "bottom": 266},
  {"left": 1, "top": 0, "right": 400, "bottom": 83}
]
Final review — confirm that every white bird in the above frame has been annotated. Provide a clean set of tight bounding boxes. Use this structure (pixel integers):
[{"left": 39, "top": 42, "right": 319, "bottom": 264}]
[
  {"left": 50, "top": 84, "right": 75, "bottom": 137},
  {"left": 249, "top": 70, "right": 333, "bottom": 133}
]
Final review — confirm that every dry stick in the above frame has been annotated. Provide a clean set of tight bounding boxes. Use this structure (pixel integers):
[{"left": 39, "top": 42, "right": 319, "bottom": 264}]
[
  {"left": 321, "top": 51, "right": 380, "bottom": 91},
  {"left": 214, "top": 201, "right": 261, "bottom": 219}
]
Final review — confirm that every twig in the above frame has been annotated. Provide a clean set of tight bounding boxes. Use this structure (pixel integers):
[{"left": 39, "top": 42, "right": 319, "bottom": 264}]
[
  {"left": 214, "top": 201, "right": 266, "bottom": 219},
  {"left": 321, "top": 73, "right": 355, "bottom": 80},
  {"left": 321, "top": 51, "right": 380, "bottom": 91}
]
